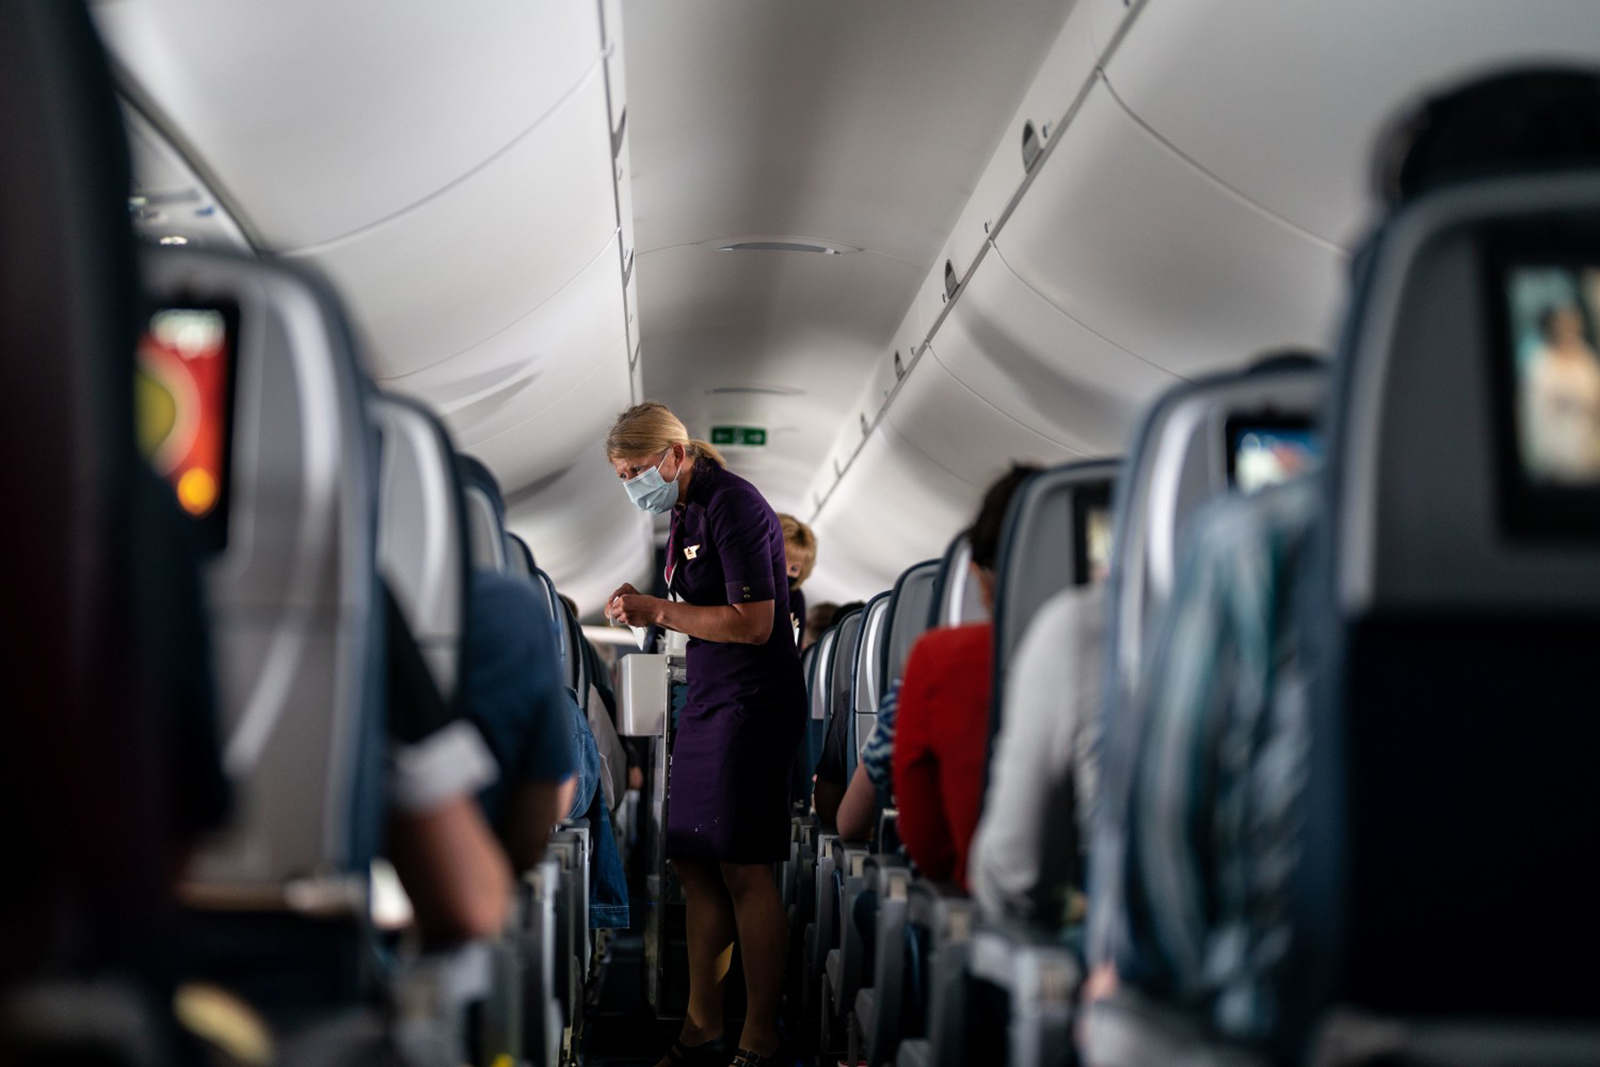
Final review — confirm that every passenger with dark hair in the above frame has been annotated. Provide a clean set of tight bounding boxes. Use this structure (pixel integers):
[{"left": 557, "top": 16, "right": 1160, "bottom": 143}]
[
  {"left": 890, "top": 465, "right": 1038, "bottom": 888},
  {"left": 803, "top": 600, "right": 841, "bottom": 650}
]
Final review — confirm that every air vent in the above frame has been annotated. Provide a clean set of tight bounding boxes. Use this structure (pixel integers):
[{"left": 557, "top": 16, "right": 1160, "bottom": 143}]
[
  {"left": 1022, "top": 120, "right": 1043, "bottom": 172},
  {"left": 699, "top": 235, "right": 861, "bottom": 256},
  {"left": 704, "top": 385, "right": 804, "bottom": 397}
]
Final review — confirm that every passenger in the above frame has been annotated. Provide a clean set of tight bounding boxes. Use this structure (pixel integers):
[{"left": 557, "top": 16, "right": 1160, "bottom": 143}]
[
  {"left": 969, "top": 582, "right": 1103, "bottom": 927},
  {"left": 810, "top": 599, "right": 865, "bottom": 826},
  {"left": 1086, "top": 67, "right": 1600, "bottom": 1042},
  {"left": 464, "top": 571, "right": 579, "bottom": 872},
  {"left": 1521, "top": 302, "right": 1600, "bottom": 481},
  {"left": 777, "top": 513, "right": 817, "bottom": 647},
  {"left": 834, "top": 677, "right": 899, "bottom": 843},
  {"left": 890, "top": 465, "right": 1038, "bottom": 890},
  {"left": 602, "top": 401, "right": 807, "bottom": 1067},
  {"left": 803, "top": 600, "right": 841, "bottom": 651},
  {"left": 384, "top": 590, "right": 515, "bottom": 941},
  {"left": 561, "top": 592, "right": 630, "bottom": 814}
]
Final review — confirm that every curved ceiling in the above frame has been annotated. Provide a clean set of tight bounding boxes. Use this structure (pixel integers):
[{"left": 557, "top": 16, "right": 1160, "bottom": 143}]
[{"left": 623, "top": 0, "right": 1076, "bottom": 518}]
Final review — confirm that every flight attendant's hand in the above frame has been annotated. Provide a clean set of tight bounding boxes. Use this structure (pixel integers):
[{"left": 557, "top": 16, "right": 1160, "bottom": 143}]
[{"left": 605, "top": 585, "right": 662, "bottom": 627}]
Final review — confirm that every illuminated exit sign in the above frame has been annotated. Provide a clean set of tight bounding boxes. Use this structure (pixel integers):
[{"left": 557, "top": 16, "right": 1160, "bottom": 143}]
[{"left": 710, "top": 425, "right": 767, "bottom": 447}]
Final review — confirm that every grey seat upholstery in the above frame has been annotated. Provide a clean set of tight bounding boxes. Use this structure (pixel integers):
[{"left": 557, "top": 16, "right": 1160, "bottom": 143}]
[
  {"left": 372, "top": 395, "right": 471, "bottom": 707},
  {"left": 849, "top": 591, "right": 894, "bottom": 774},
  {"left": 928, "top": 534, "right": 986, "bottom": 628},
  {"left": 458, "top": 454, "right": 509, "bottom": 574},
  {"left": 143, "top": 245, "right": 387, "bottom": 1016},
  {"left": 881, "top": 559, "right": 941, "bottom": 693}
]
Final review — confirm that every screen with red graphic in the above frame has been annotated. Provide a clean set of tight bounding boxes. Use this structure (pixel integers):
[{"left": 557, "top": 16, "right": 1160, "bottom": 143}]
[{"left": 135, "top": 305, "right": 238, "bottom": 551}]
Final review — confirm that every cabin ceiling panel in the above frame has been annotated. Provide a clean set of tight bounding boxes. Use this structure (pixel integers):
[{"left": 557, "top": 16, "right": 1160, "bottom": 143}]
[
  {"left": 283, "top": 68, "right": 619, "bottom": 380},
  {"left": 94, "top": 0, "right": 604, "bottom": 251},
  {"left": 1105, "top": 0, "right": 1600, "bottom": 248},
  {"left": 995, "top": 82, "right": 1349, "bottom": 382},
  {"left": 930, "top": 254, "right": 1182, "bottom": 457},
  {"left": 806, "top": 425, "right": 976, "bottom": 604}
]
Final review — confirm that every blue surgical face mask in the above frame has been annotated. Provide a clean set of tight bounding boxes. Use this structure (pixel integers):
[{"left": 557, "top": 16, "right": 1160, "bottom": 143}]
[{"left": 624, "top": 450, "right": 680, "bottom": 513}]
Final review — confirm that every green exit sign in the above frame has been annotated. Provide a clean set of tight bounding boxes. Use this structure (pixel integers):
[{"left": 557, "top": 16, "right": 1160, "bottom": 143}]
[{"left": 710, "top": 425, "right": 767, "bottom": 447}]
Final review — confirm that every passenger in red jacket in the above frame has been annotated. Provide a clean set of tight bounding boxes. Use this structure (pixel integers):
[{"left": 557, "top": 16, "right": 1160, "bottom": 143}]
[{"left": 892, "top": 465, "right": 1038, "bottom": 890}]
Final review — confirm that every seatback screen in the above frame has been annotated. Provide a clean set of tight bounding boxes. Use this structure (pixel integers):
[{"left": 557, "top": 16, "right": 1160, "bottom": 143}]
[
  {"left": 1227, "top": 420, "right": 1320, "bottom": 494},
  {"left": 135, "top": 305, "right": 238, "bottom": 550},
  {"left": 1506, "top": 265, "right": 1600, "bottom": 485},
  {"left": 1073, "top": 483, "right": 1114, "bottom": 586}
]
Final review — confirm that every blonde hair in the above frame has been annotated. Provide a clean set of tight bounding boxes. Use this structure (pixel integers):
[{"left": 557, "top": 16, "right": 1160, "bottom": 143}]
[
  {"left": 778, "top": 513, "right": 817, "bottom": 585},
  {"left": 605, "top": 401, "right": 726, "bottom": 468}
]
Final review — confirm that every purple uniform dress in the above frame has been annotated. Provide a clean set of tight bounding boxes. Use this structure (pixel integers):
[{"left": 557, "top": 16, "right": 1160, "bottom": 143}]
[{"left": 665, "top": 460, "right": 807, "bottom": 863}]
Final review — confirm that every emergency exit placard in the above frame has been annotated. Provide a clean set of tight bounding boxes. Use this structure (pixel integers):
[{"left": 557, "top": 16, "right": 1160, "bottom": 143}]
[{"left": 710, "top": 426, "right": 767, "bottom": 447}]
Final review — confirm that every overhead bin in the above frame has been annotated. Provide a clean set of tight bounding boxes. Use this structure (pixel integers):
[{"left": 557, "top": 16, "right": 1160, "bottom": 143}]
[
  {"left": 1103, "top": 0, "right": 1600, "bottom": 247},
  {"left": 383, "top": 234, "right": 628, "bottom": 460},
  {"left": 504, "top": 461, "right": 653, "bottom": 613},
  {"left": 931, "top": 252, "right": 1180, "bottom": 457},
  {"left": 886, "top": 344, "right": 1076, "bottom": 487},
  {"left": 287, "top": 66, "right": 619, "bottom": 379},
  {"left": 992, "top": 80, "right": 1347, "bottom": 381},
  {"left": 94, "top": 1, "right": 604, "bottom": 250},
  {"left": 809, "top": 428, "right": 975, "bottom": 603},
  {"left": 939, "top": 0, "right": 1101, "bottom": 285},
  {"left": 1087, "top": 0, "right": 1143, "bottom": 58}
]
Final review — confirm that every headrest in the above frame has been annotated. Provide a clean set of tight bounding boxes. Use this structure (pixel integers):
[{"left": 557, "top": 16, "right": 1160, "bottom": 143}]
[
  {"left": 530, "top": 567, "right": 577, "bottom": 697},
  {"left": 142, "top": 245, "right": 385, "bottom": 901},
  {"left": 825, "top": 607, "right": 865, "bottom": 731},
  {"left": 1108, "top": 354, "right": 1327, "bottom": 715},
  {"left": 808, "top": 626, "right": 839, "bottom": 722},
  {"left": 370, "top": 394, "right": 470, "bottom": 705},
  {"left": 990, "top": 459, "right": 1120, "bottom": 736},
  {"left": 880, "top": 559, "right": 940, "bottom": 688},
  {"left": 928, "top": 534, "right": 986, "bottom": 629},
  {"left": 851, "top": 591, "right": 894, "bottom": 722},
  {"left": 457, "top": 454, "right": 508, "bottom": 573},
  {"left": 505, "top": 532, "right": 536, "bottom": 578},
  {"left": 1329, "top": 170, "right": 1600, "bottom": 614}
]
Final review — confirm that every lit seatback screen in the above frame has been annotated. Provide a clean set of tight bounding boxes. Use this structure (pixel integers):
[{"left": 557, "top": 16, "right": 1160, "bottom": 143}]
[
  {"left": 135, "top": 305, "right": 237, "bottom": 550},
  {"left": 1228, "top": 422, "right": 1321, "bottom": 495}
]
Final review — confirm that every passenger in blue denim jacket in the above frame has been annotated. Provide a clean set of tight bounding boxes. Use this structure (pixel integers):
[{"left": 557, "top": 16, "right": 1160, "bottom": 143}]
[{"left": 562, "top": 683, "right": 630, "bottom": 930}]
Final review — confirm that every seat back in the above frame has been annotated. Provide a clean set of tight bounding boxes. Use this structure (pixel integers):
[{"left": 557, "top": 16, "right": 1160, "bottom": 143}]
[
  {"left": 1, "top": 0, "right": 224, "bottom": 1001},
  {"left": 144, "top": 246, "right": 385, "bottom": 903},
  {"left": 505, "top": 532, "right": 536, "bottom": 578},
  {"left": 849, "top": 591, "right": 893, "bottom": 772},
  {"left": 1302, "top": 167, "right": 1600, "bottom": 1024},
  {"left": 989, "top": 459, "right": 1120, "bottom": 738},
  {"left": 1105, "top": 354, "right": 1327, "bottom": 733},
  {"left": 928, "top": 534, "right": 985, "bottom": 628},
  {"left": 531, "top": 567, "right": 579, "bottom": 700},
  {"left": 458, "top": 454, "right": 509, "bottom": 574},
  {"left": 371, "top": 394, "right": 470, "bottom": 706},
  {"left": 880, "top": 559, "right": 940, "bottom": 688}
]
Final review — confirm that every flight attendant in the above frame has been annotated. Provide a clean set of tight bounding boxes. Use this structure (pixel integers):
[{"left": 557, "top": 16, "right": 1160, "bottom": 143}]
[{"left": 604, "top": 402, "right": 806, "bottom": 1067}]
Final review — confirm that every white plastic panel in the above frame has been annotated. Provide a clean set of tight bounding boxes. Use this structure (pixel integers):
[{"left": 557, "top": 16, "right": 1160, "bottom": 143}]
[
  {"left": 380, "top": 234, "right": 627, "bottom": 447},
  {"left": 121, "top": 105, "right": 250, "bottom": 251},
  {"left": 885, "top": 351, "right": 1074, "bottom": 489},
  {"left": 943, "top": 0, "right": 1101, "bottom": 278},
  {"left": 807, "top": 425, "right": 976, "bottom": 604},
  {"left": 616, "top": 132, "right": 637, "bottom": 268},
  {"left": 95, "top": 1, "right": 604, "bottom": 250},
  {"left": 1106, "top": 0, "right": 1600, "bottom": 247},
  {"left": 995, "top": 81, "right": 1348, "bottom": 380},
  {"left": 506, "top": 458, "right": 654, "bottom": 616},
  {"left": 1087, "top": 0, "right": 1141, "bottom": 58},
  {"left": 287, "top": 66, "right": 617, "bottom": 379},
  {"left": 932, "top": 252, "right": 1180, "bottom": 457},
  {"left": 605, "top": 26, "right": 628, "bottom": 137},
  {"left": 457, "top": 336, "right": 633, "bottom": 494},
  {"left": 861, "top": 347, "right": 901, "bottom": 422},
  {"left": 917, "top": 256, "right": 956, "bottom": 349}
]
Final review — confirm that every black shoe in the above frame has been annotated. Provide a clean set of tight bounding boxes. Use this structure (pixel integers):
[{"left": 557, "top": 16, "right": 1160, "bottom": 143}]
[
  {"left": 727, "top": 1047, "right": 781, "bottom": 1067},
  {"left": 665, "top": 1035, "right": 726, "bottom": 1067}
]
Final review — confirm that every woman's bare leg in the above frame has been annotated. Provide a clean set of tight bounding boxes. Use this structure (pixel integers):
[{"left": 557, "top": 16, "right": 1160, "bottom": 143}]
[
  {"left": 657, "top": 857, "right": 734, "bottom": 1066},
  {"left": 720, "top": 861, "right": 787, "bottom": 1056}
]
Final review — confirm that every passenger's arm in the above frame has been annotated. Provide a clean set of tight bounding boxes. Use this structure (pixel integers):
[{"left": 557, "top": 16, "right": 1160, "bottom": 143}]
[
  {"left": 388, "top": 795, "right": 512, "bottom": 941},
  {"left": 813, "top": 776, "right": 845, "bottom": 825},
  {"left": 608, "top": 594, "right": 774, "bottom": 645},
  {"left": 503, "top": 775, "right": 577, "bottom": 871},
  {"left": 836, "top": 762, "right": 876, "bottom": 842}
]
